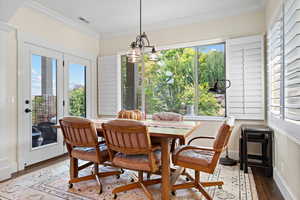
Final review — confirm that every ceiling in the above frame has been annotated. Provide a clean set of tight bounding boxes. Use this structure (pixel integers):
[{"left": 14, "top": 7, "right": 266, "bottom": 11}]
[{"left": 31, "top": 0, "right": 265, "bottom": 38}]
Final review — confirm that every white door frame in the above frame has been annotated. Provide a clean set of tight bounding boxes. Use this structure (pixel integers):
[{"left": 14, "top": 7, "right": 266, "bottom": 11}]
[
  {"left": 19, "top": 43, "right": 64, "bottom": 167},
  {"left": 17, "top": 32, "right": 96, "bottom": 170}
]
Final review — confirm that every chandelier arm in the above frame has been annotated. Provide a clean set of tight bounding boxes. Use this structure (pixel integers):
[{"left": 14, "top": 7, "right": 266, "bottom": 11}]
[
  {"left": 143, "top": 34, "right": 151, "bottom": 46},
  {"left": 135, "top": 35, "right": 140, "bottom": 44}
]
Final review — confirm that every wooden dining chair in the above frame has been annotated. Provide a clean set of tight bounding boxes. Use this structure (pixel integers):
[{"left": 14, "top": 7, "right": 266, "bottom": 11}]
[
  {"left": 152, "top": 112, "right": 184, "bottom": 151},
  {"left": 59, "top": 117, "right": 121, "bottom": 194},
  {"left": 171, "top": 117, "right": 235, "bottom": 200},
  {"left": 102, "top": 119, "right": 162, "bottom": 200},
  {"left": 152, "top": 112, "right": 183, "bottom": 121},
  {"left": 117, "top": 109, "right": 144, "bottom": 120}
]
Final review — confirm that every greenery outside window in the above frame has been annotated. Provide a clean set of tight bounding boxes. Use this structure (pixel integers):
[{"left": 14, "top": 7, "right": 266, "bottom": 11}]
[{"left": 121, "top": 43, "right": 226, "bottom": 117}]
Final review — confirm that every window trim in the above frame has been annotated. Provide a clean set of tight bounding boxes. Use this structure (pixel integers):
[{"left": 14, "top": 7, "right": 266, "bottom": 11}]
[
  {"left": 119, "top": 39, "right": 227, "bottom": 118},
  {"left": 145, "top": 114, "right": 225, "bottom": 121}
]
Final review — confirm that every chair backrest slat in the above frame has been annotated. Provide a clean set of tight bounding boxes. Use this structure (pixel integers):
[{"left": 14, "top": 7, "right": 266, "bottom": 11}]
[
  {"left": 118, "top": 110, "right": 144, "bottom": 120},
  {"left": 102, "top": 119, "right": 151, "bottom": 155},
  {"left": 152, "top": 112, "right": 183, "bottom": 121},
  {"left": 59, "top": 117, "right": 98, "bottom": 148}
]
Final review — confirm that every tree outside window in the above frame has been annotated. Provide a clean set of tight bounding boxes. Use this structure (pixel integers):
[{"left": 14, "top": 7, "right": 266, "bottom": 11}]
[{"left": 121, "top": 43, "right": 226, "bottom": 117}]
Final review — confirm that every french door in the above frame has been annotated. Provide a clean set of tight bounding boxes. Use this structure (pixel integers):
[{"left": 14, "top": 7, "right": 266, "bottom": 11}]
[{"left": 19, "top": 44, "right": 91, "bottom": 168}]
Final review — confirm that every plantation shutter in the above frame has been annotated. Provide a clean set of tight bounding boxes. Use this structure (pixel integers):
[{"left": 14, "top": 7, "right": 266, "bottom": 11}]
[
  {"left": 98, "top": 55, "right": 121, "bottom": 115},
  {"left": 284, "top": 0, "right": 300, "bottom": 121},
  {"left": 267, "top": 14, "right": 283, "bottom": 118},
  {"left": 226, "top": 35, "right": 265, "bottom": 120}
]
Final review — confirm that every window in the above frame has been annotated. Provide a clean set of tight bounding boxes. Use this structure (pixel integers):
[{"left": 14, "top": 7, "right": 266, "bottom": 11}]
[
  {"left": 267, "top": 0, "right": 300, "bottom": 124},
  {"left": 284, "top": 0, "right": 300, "bottom": 122},
  {"left": 121, "top": 43, "right": 226, "bottom": 117},
  {"left": 68, "top": 64, "right": 87, "bottom": 117},
  {"left": 31, "top": 54, "right": 58, "bottom": 147}
]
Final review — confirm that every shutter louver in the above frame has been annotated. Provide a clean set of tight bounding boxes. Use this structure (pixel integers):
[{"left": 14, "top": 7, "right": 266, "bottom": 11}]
[
  {"left": 284, "top": 0, "right": 300, "bottom": 122},
  {"left": 98, "top": 55, "right": 120, "bottom": 115},
  {"left": 267, "top": 14, "right": 283, "bottom": 118},
  {"left": 226, "top": 35, "right": 264, "bottom": 120}
]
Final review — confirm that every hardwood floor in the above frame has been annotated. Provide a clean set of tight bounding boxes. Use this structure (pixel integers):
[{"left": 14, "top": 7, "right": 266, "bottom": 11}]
[{"left": 251, "top": 167, "right": 284, "bottom": 200}]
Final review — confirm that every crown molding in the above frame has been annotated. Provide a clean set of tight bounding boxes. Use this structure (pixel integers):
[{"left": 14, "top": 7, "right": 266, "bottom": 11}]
[
  {"left": 0, "top": 21, "right": 16, "bottom": 32},
  {"left": 100, "top": 3, "right": 265, "bottom": 40},
  {"left": 24, "top": 0, "right": 100, "bottom": 40}
]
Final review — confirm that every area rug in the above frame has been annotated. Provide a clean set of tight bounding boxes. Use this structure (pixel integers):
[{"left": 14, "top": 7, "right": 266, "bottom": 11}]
[{"left": 0, "top": 160, "right": 258, "bottom": 200}]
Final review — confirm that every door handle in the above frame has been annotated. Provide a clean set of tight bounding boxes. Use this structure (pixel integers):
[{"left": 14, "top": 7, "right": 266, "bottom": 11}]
[{"left": 25, "top": 108, "right": 32, "bottom": 113}]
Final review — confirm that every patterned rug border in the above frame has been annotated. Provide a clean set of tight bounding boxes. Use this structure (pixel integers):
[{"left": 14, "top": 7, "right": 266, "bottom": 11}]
[{"left": 0, "top": 160, "right": 258, "bottom": 200}]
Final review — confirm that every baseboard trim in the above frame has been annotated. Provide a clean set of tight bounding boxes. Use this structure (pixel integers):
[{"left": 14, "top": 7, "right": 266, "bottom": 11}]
[
  {"left": 274, "top": 168, "right": 297, "bottom": 200},
  {"left": 10, "top": 161, "right": 18, "bottom": 174},
  {"left": 0, "top": 158, "right": 12, "bottom": 181}
]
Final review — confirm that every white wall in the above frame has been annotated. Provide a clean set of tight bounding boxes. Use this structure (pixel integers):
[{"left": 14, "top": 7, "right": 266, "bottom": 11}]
[
  {"left": 0, "top": 22, "right": 16, "bottom": 181},
  {"left": 100, "top": 10, "right": 265, "bottom": 56},
  {"left": 2, "top": 6, "right": 100, "bottom": 177},
  {"left": 265, "top": 0, "right": 300, "bottom": 200},
  {"left": 0, "top": 0, "right": 26, "bottom": 22}
]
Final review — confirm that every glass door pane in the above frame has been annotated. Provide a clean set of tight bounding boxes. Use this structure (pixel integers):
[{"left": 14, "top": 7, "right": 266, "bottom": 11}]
[
  {"left": 68, "top": 64, "right": 86, "bottom": 117},
  {"left": 31, "top": 54, "right": 57, "bottom": 148}
]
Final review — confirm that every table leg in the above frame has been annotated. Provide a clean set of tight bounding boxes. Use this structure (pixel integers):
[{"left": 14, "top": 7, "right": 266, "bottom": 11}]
[
  {"left": 244, "top": 132, "right": 248, "bottom": 173},
  {"left": 161, "top": 138, "right": 170, "bottom": 200},
  {"left": 239, "top": 137, "right": 243, "bottom": 170}
]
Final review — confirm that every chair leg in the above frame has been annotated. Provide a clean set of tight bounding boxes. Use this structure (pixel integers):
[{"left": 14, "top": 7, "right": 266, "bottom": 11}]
[
  {"left": 95, "top": 173, "right": 102, "bottom": 194},
  {"left": 172, "top": 182, "right": 195, "bottom": 191},
  {"left": 138, "top": 171, "right": 153, "bottom": 199},
  {"left": 182, "top": 169, "right": 194, "bottom": 181},
  {"left": 196, "top": 184, "right": 213, "bottom": 200},
  {"left": 201, "top": 181, "right": 224, "bottom": 188},
  {"left": 172, "top": 170, "right": 213, "bottom": 200},
  {"left": 94, "top": 164, "right": 102, "bottom": 194},
  {"left": 94, "top": 163, "right": 99, "bottom": 174},
  {"left": 70, "top": 157, "right": 78, "bottom": 180},
  {"left": 147, "top": 172, "right": 151, "bottom": 180},
  {"left": 69, "top": 160, "right": 120, "bottom": 194},
  {"left": 195, "top": 170, "right": 200, "bottom": 184},
  {"left": 112, "top": 171, "right": 160, "bottom": 199},
  {"left": 170, "top": 139, "right": 177, "bottom": 152},
  {"left": 195, "top": 171, "right": 213, "bottom": 200},
  {"left": 139, "top": 179, "right": 154, "bottom": 200},
  {"left": 112, "top": 181, "right": 160, "bottom": 199},
  {"left": 69, "top": 174, "right": 96, "bottom": 183}
]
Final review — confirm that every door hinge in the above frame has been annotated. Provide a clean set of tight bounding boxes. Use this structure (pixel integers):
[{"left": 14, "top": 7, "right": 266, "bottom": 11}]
[
  {"left": 63, "top": 60, "right": 65, "bottom": 67},
  {"left": 63, "top": 100, "right": 65, "bottom": 106}
]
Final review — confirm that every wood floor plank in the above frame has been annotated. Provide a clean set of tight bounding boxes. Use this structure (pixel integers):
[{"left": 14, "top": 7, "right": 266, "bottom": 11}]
[{"left": 251, "top": 167, "right": 284, "bottom": 200}]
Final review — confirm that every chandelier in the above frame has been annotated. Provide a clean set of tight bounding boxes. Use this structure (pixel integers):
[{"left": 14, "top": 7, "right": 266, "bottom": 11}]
[{"left": 126, "top": 0, "right": 158, "bottom": 63}]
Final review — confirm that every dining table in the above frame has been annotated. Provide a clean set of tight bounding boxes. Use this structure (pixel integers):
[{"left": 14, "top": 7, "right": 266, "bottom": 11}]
[{"left": 54, "top": 118, "right": 201, "bottom": 200}]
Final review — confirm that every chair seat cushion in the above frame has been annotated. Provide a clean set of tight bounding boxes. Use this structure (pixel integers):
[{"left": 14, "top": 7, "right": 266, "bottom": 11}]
[
  {"left": 71, "top": 143, "right": 108, "bottom": 163},
  {"left": 173, "top": 145, "right": 215, "bottom": 167},
  {"left": 112, "top": 150, "right": 161, "bottom": 172}
]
